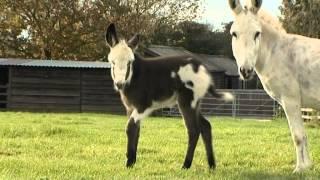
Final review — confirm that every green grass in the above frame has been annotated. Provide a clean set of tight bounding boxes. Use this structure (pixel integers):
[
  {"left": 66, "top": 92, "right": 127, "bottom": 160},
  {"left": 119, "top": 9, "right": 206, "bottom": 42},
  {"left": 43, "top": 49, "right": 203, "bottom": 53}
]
[{"left": 0, "top": 112, "right": 319, "bottom": 179}]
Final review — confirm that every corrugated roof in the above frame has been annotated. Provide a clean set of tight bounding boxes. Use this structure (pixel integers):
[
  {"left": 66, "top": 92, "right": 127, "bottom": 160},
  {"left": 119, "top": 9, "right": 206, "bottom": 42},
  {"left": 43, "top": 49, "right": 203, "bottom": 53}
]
[
  {"left": 146, "top": 45, "right": 194, "bottom": 57},
  {"left": 145, "top": 45, "right": 219, "bottom": 71},
  {"left": 197, "top": 54, "right": 239, "bottom": 76},
  {"left": 193, "top": 54, "right": 222, "bottom": 72},
  {"left": 145, "top": 45, "right": 238, "bottom": 76},
  {"left": 0, "top": 58, "right": 110, "bottom": 69}
]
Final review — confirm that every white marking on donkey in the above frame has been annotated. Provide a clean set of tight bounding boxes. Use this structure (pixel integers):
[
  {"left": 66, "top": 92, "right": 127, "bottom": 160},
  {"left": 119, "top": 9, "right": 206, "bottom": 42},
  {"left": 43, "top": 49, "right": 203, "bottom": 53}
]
[
  {"left": 229, "top": 0, "right": 319, "bottom": 172},
  {"left": 105, "top": 23, "right": 233, "bottom": 169}
]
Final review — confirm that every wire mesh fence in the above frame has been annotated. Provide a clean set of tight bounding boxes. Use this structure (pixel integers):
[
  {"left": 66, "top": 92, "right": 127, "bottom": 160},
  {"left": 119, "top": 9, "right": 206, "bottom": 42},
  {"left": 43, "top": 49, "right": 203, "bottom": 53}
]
[{"left": 161, "top": 89, "right": 278, "bottom": 118}]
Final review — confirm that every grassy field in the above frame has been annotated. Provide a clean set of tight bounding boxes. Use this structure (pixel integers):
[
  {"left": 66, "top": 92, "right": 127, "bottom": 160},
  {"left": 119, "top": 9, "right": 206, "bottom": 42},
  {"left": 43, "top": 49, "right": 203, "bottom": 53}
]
[{"left": 0, "top": 112, "right": 319, "bottom": 179}]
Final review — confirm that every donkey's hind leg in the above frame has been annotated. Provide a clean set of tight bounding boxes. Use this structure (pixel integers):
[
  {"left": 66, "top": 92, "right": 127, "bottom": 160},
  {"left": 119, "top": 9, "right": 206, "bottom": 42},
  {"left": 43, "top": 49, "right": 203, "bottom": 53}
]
[
  {"left": 199, "top": 114, "right": 216, "bottom": 169},
  {"left": 178, "top": 96, "right": 201, "bottom": 169}
]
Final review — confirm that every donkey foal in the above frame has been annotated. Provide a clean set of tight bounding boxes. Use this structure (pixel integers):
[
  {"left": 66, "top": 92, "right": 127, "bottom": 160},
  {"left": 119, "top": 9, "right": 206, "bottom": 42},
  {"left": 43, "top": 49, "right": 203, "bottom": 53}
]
[{"left": 105, "top": 23, "right": 233, "bottom": 169}]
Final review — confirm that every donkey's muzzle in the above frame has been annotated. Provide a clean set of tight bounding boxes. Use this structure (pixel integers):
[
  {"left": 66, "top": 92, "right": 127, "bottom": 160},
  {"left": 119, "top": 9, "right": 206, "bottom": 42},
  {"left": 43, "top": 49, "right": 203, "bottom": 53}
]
[
  {"left": 240, "top": 67, "right": 254, "bottom": 80},
  {"left": 115, "top": 82, "right": 124, "bottom": 90}
]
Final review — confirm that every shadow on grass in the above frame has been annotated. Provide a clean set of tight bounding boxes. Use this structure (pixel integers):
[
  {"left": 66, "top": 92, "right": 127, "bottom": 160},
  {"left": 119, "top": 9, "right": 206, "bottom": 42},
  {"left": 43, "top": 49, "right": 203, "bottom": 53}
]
[
  {"left": 238, "top": 170, "right": 320, "bottom": 180},
  {"left": 0, "top": 150, "right": 21, "bottom": 156}
]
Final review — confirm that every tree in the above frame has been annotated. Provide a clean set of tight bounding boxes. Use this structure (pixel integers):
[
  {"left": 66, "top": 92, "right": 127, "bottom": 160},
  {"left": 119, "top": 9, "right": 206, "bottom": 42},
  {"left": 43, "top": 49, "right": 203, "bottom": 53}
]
[
  {"left": 93, "top": 0, "right": 203, "bottom": 38},
  {"left": 219, "top": 22, "right": 233, "bottom": 58},
  {"left": 280, "top": 0, "right": 320, "bottom": 38},
  {"left": 151, "top": 21, "right": 234, "bottom": 57},
  {"left": 0, "top": 1, "right": 30, "bottom": 58},
  {"left": 0, "top": 0, "right": 100, "bottom": 60},
  {"left": 0, "top": 0, "right": 203, "bottom": 60}
]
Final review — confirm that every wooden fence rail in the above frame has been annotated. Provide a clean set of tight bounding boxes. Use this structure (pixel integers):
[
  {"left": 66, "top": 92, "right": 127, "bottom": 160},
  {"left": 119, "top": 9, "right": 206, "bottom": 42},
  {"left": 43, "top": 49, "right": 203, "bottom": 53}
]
[{"left": 301, "top": 108, "right": 320, "bottom": 122}]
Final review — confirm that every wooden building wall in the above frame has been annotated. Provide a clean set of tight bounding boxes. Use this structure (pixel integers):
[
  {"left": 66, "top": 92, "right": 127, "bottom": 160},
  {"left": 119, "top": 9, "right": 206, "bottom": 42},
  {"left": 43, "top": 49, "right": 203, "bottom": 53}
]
[
  {"left": 211, "top": 72, "right": 225, "bottom": 89},
  {"left": 80, "top": 69, "right": 124, "bottom": 113},
  {"left": 211, "top": 72, "right": 241, "bottom": 89},
  {"left": 7, "top": 67, "right": 125, "bottom": 114},
  {"left": 0, "top": 67, "right": 8, "bottom": 109},
  {"left": 226, "top": 76, "right": 240, "bottom": 89},
  {"left": 9, "top": 67, "right": 81, "bottom": 112}
]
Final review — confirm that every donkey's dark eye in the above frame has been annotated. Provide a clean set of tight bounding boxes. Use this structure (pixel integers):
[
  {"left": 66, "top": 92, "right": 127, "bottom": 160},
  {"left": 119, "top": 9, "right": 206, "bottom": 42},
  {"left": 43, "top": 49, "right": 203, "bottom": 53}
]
[
  {"left": 254, "top": 32, "right": 261, "bottom": 40},
  {"left": 232, "top": 32, "right": 238, "bottom": 38}
]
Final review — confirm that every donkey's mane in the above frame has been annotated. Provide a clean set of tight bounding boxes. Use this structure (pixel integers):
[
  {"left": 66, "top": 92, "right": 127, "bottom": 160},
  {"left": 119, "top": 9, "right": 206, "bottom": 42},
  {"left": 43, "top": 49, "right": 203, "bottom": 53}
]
[
  {"left": 257, "top": 9, "right": 287, "bottom": 34},
  {"left": 243, "top": 0, "right": 286, "bottom": 33}
]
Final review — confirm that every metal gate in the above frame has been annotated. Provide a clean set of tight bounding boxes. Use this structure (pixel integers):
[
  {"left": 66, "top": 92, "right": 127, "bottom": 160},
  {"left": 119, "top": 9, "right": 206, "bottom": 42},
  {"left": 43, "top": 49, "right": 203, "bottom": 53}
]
[{"left": 161, "top": 89, "right": 278, "bottom": 118}]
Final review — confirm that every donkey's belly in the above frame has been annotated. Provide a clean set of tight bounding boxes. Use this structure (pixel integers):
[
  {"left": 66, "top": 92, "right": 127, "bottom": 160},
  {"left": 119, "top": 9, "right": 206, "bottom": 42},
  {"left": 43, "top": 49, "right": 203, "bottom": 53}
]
[
  {"left": 299, "top": 72, "right": 320, "bottom": 109},
  {"left": 301, "top": 98, "right": 320, "bottom": 110},
  {"left": 301, "top": 89, "right": 320, "bottom": 110},
  {"left": 151, "top": 93, "right": 178, "bottom": 110}
]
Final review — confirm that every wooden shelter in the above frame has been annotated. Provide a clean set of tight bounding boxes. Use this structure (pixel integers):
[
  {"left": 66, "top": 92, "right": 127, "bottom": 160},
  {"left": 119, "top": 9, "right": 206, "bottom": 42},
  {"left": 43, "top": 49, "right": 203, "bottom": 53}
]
[{"left": 0, "top": 58, "right": 124, "bottom": 113}]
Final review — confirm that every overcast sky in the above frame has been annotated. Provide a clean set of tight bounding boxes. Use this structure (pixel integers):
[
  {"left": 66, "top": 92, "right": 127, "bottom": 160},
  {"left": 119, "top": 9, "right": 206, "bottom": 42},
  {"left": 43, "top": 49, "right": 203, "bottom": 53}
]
[{"left": 201, "top": 0, "right": 282, "bottom": 29}]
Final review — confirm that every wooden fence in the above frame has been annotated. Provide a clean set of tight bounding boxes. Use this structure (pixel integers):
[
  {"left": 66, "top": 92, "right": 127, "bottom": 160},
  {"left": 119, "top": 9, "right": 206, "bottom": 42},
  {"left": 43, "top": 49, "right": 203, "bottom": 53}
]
[{"left": 301, "top": 108, "right": 320, "bottom": 122}]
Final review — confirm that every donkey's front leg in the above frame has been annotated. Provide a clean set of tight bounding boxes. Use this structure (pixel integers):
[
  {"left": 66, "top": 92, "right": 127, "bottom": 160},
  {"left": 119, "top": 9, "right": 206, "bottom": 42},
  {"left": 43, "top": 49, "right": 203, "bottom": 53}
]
[
  {"left": 126, "top": 108, "right": 133, "bottom": 118},
  {"left": 125, "top": 108, "right": 153, "bottom": 167},
  {"left": 282, "top": 98, "right": 312, "bottom": 172},
  {"left": 126, "top": 117, "right": 140, "bottom": 167}
]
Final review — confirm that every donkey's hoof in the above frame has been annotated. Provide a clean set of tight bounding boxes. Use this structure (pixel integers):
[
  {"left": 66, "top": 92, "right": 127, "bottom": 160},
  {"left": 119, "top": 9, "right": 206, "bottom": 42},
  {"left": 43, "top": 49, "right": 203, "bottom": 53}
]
[
  {"left": 126, "top": 159, "right": 136, "bottom": 168},
  {"left": 293, "top": 167, "right": 304, "bottom": 173},
  {"left": 126, "top": 163, "right": 135, "bottom": 168},
  {"left": 293, "top": 162, "right": 312, "bottom": 173},
  {"left": 182, "top": 165, "right": 190, "bottom": 169},
  {"left": 182, "top": 160, "right": 192, "bottom": 169},
  {"left": 209, "top": 163, "right": 216, "bottom": 170},
  {"left": 208, "top": 159, "right": 216, "bottom": 170}
]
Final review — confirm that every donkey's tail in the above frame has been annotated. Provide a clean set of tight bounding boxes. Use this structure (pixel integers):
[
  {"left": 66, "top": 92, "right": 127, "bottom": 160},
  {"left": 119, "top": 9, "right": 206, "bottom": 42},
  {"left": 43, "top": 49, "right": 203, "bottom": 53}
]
[{"left": 208, "top": 86, "right": 234, "bottom": 102}]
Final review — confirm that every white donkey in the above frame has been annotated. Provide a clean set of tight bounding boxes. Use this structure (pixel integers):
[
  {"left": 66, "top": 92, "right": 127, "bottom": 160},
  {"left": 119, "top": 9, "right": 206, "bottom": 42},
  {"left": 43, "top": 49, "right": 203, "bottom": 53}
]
[{"left": 228, "top": 0, "right": 319, "bottom": 172}]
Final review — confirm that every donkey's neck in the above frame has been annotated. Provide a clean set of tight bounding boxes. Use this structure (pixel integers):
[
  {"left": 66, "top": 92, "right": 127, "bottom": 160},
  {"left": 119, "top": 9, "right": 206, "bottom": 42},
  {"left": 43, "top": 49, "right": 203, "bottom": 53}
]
[
  {"left": 255, "top": 21, "right": 287, "bottom": 75},
  {"left": 125, "top": 53, "right": 142, "bottom": 83}
]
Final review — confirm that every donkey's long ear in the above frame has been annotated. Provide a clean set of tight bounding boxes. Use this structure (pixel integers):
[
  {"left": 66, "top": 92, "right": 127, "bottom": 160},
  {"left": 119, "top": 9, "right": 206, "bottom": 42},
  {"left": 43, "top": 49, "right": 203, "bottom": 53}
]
[
  {"left": 229, "top": 0, "right": 242, "bottom": 15},
  {"left": 250, "top": 0, "right": 262, "bottom": 14},
  {"left": 105, "top": 23, "right": 119, "bottom": 48},
  {"left": 128, "top": 34, "right": 140, "bottom": 51}
]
